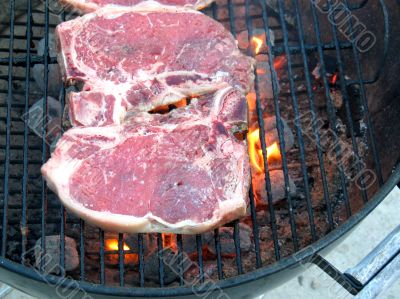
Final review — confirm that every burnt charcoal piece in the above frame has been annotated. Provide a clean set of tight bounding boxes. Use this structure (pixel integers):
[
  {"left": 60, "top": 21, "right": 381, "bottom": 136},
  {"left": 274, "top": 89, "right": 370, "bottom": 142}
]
[
  {"left": 181, "top": 233, "right": 213, "bottom": 254},
  {"left": 263, "top": 116, "right": 295, "bottom": 152},
  {"left": 206, "top": 223, "right": 252, "bottom": 256},
  {"left": 144, "top": 248, "right": 191, "bottom": 285},
  {"left": 34, "top": 235, "right": 79, "bottom": 275},
  {"left": 253, "top": 170, "right": 297, "bottom": 204},
  {"left": 184, "top": 262, "right": 218, "bottom": 283},
  {"left": 32, "top": 34, "right": 63, "bottom": 97},
  {"left": 28, "top": 97, "right": 62, "bottom": 151},
  {"left": 123, "top": 233, "right": 158, "bottom": 254}
]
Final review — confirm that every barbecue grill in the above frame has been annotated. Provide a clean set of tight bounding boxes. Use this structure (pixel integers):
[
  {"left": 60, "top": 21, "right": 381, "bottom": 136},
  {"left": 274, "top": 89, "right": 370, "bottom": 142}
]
[{"left": 1, "top": 0, "right": 399, "bottom": 298}]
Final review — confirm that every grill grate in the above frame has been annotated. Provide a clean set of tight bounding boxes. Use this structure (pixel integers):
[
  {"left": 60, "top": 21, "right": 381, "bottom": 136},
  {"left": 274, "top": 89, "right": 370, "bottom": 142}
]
[{"left": 0, "top": 0, "right": 391, "bottom": 291}]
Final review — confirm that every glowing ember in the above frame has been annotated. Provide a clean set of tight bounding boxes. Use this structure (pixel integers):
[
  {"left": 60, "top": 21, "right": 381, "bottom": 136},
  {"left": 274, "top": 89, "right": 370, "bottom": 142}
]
[
  {"left": 252, "top": 36, "right": 263, "bottom": 55},
  {"left": 273, "top": 55, "right": 287, "bottom": 70},
  {"left": 162, "top": 233, "right": 177, "bottom": 251},
  {"left": 246, "top": 93, "right": 257, "bottom": 111},
  {"left": 247, "top": 128, "right": 282, "bottom": 173},
  {"left": 330, "top": 73, "right": 338, "bottom": 85},
  {"left": 105, "top": 239, "right": 130, "bottom": 251}
]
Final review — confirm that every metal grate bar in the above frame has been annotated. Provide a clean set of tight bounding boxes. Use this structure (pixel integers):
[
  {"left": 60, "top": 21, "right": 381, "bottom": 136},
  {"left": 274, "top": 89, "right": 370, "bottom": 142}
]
[
  {"left": 79, "top": 220, "right": 85, "bottom": 280},
  {"left": 59, "top": 9, "right": 67, "bottom": 279},
  {"left": 0, "top": 56, "right": 58, "bottom": 66},
  {"left": 248, "top": 185, "right": 262, "bottom": 267},
  {"left": 227, "top": 0, "right": 236, "bottom": 36},
  {"left": 196, "top": 234, "right": 204, "bottom": 283},
  {"left": 118, "top": 233, "right": 124, "bottom": 286},
  {"left": 255, "top": 0, "right": 299, "bottom": 253},
  {"left": 157, "top": 233, "right": 164, "bottom": 287},
  {"left": 325, "top": 0, "right": 369, "bottom": 204},
  {"left": 211, "top": 1, "right": 218, "bottom": 19},
  {"left": 99, "top": 229, "right": 105, "bottom": 284},
  {"left": 276, "top": 0, "right": 317, "bottom": 241},
  {"left": 137, "top": 233, "right": 145, "bottom": 287},
  {"left": 213, "top": 229, "right": 224, "bottom": 279},
  {"left": 21, "top": 0, "right": 33, "bottom": 261},
  {"left": 1, "top": 0, "right": 15, "bottom": 258},
  {"left": 245, "top": 5, "right": 281, "bottom": 259},
  {"left": 59, "top": 208, "right": 66, "bottom": 276},
  {"left": 309, "top": 0, "right": 352, "bottom": 217},
  {"left": 233, "top": 220, "right": 243, "bottom": 274},
  {"left": 176, "top": 234, "right": 184, "bottom": 286},
  {"left": 343, "top": 0, "right": 384, "bottom": 186},
  {"left": 0, "top": 0, "right": 391, "bottom": 290},
  {"left": 0, "top": 42, "right": 356, "bottom": 66},
  {"left": 291, "top": 0, "right": 334, "bottom": 230},
  {"left": 39, "top": 0, "right": 50, "bottom": 271}
]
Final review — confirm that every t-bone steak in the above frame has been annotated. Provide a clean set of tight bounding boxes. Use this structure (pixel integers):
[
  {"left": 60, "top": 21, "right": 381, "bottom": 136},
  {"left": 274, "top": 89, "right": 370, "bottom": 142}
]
[
  {"left": 41, "top": 87, "right": 250, "bottom": 234},
  {"left": 60, "top": 0, "right": 215, "bottom": 13},
  {"left": 55, "top": 3, "right": 254, "bottom": 127}
]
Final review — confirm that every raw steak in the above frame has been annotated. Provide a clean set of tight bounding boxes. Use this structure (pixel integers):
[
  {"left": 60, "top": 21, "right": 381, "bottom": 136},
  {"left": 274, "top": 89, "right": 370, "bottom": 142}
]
[
  {"left": 41, "top": 87, "right": 250, "bottom": 234},
  {"left": 55, "top": 3, "right": 254, "bottom": 126},
  {"left": 60, "top": 0, "right": 214, "bottom": 13}
]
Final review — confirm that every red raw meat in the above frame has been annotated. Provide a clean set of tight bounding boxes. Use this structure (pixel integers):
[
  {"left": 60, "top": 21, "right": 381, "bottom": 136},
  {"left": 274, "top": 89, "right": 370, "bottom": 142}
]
[
  {"left": 41, "top": 87, "right": 250, "bottom": 233},
  {"left": 60, "top": 0, "right": 215, "bottom": 13},
  {"left": 55, "top": 3, "right": 254, "bottom": 126}
]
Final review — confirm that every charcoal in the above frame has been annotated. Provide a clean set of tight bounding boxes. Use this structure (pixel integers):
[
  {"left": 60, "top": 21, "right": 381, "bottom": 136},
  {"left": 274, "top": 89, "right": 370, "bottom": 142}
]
[
  {"left": 253, "top": 170, "right": 297, "bottom": 204},
  {"left": 34, "top": 235, "right": 79, "bottom": 275},
  {"left": 263, "top": 116, "right": 295, "bottom": 152},
  {"left": 123, "top": 233, "right": 158, "bottom": 254},
  {"left": 206, "top": 223, "right": 252, "bottom": 255},
  {"left": 180, "top": 233, "right": 213, "bottom": 254},
  {"left": 236, "top": 28, "right": 275, "bottom": 52},
  {"left": 33, "top": 34, "right": 63, "bottom": 97},
  {"left": 27, "top": 96, "right": 62, "bottom": 148},
  {"left": 144, "top": 248, "right": 192, "bottom": 285}
]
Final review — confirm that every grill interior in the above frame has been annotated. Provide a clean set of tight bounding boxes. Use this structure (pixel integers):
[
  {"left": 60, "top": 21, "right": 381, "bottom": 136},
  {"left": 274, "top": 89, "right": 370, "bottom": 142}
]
[{"left": 0, "top": 0, "right": 396, "bottom": 291}]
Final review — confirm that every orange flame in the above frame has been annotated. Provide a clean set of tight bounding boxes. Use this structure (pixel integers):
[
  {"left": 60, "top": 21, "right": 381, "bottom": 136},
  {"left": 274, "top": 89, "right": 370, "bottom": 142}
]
[
  {"left": 247, "top": 128, "right": 282, "bottom": 173},
  {"left": 162, "top": 234, "right": 177, "bottom": 251},
  {"left": 273, "top": 55, "right": 287, "bottom": 70},
  {"left": 252, "top": 36, "right": 263, "bottom": 55},
  {"left": 105, "top": 239, "right": 130, "bottom": 251},
  {"left": 330, "top": 73, "right": 338, "bottom": 85}
]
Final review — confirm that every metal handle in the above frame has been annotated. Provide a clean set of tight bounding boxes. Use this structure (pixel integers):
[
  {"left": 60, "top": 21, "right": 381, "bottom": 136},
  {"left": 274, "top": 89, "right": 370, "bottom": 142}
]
[
  {"left": 344, "top": 224, "right": 400, "bottom": 286},
  {"left": 311, "top": 224, "right": 400, "bottom": 297}
]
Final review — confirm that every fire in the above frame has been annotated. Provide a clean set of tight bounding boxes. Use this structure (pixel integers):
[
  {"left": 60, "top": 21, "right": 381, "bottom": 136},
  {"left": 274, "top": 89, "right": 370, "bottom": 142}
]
[
  {"left": 105, "top": 239, "right": 138, "bottom": 264},
  {"left": 162, "top": 233, "right": 177, "bottom": 251},
  {"left": 105, "top": 239, "right": 130, "bottom": 251},
  {"left": 330, "top": 73, "right": 338, "bottom": 85},
  {"left": 273, "top": 55, "right": 287, "bottom": 70},
  {"left": 247, "top": 128, "right": 282, "bottom": 173},
  {"left": 252, "top": 36, "right": 263, "bottom": 55}
]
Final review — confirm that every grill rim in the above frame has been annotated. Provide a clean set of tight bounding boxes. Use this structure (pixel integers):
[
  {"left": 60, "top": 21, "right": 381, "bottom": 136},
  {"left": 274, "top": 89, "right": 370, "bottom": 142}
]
[
  {"left": 0, "top": 0, "right": 397, "bottom": 294},
  {"left": 0, "top": 165, "right": 398, "bottom": 297}
]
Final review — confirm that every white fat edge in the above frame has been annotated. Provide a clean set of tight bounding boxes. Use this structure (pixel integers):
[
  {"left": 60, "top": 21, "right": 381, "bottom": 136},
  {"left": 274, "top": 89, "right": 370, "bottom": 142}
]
[
  {"left": 148, "top": 212, "right": 208, "bottom": 229},
  {"left": 135, "top": 62, "right": 165, "bottom": 83},
  {"left": 42, "top": 152, "right": 84, "bottom": 204},
  {"left": 210, "top": 85, "right": 234, "bottom": 117},
  {"left": 211, "top": 70, "right": 230, "bottom": 81},
  {"left": 155, "top": 70, "right": 209, "bottom": 80},
  {"left": 94, "top": 1, "right": 203, "bottom": 17},
  {"left": 66, "top": 126, "right": 125, "bottom": 151}
]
